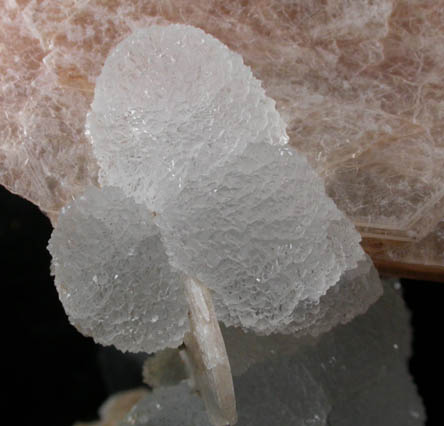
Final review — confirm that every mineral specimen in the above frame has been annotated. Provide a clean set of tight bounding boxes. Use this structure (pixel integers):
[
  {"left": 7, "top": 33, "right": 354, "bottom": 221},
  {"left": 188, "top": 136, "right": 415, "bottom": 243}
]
[
  {"left": 86, "top": 24, "right": 287, "bottom": 210},
  {"left": 159, "top": 140, "right": 383, "bottom": 334},
  {"left": 227, "top": 280, "right": 425, "bottom": 426},
  {"left": 48, "top": 186, "right": 189, "bottom": 354},
  {"left": 87, "top": 24, "right": 382, "bottom": 335}
]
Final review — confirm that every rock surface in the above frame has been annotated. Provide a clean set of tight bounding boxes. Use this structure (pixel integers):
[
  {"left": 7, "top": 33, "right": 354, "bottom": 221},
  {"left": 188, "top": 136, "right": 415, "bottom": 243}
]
[
  {"left": 87, "top": 25, "right": 287, "bottom": 209},
  {"left": 1, "top": 0, "right": 443, "bottom": 268}
]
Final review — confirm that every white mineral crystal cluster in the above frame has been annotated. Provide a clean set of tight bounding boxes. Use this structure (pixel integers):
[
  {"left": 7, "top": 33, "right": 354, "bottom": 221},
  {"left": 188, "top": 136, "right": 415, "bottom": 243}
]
[
  {"left": 80, "top": 24, "right": 382, "bottom": 336},
  {"left": 48, "top": 186, "right": 189, "bottom": 354}
]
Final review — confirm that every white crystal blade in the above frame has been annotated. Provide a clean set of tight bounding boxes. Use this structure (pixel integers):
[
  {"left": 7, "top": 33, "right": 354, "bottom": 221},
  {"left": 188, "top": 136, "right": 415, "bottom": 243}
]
[{"left": 184, "top": 277, "right": 237, "bottom": 426}]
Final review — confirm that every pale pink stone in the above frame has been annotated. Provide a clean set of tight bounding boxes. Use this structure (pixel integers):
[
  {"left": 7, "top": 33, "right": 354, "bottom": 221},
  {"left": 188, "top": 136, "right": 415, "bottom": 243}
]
[{"left": 0, "top": 0, "right": 443, "bottom": 266}]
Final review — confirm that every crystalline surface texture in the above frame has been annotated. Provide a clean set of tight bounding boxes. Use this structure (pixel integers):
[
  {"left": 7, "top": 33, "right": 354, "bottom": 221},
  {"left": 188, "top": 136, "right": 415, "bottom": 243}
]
[
  {"left": 48, "top": 186, "right": 189, "bottom": 354},
  {"left": 87, "top": 24, "right": 287, "bottom": 210},
  {"left": 224, "top": 280, "right": 425, "bottom": 426},
  {"left": 279, "top": 253, "right": 383, "bottom": 336},
  {"left": 120, "top": 382, "right": 209, "bottom": 426},
  {"left": 88, "top": 24, "right": 382, "bottom": 335},
  {"left": 159, "top": 140, "right": 381, "bottom": 334}
]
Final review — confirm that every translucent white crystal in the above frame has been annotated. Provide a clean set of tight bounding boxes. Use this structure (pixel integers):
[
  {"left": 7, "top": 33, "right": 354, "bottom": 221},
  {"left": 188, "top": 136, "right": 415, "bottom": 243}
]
[
  {"left": 278, "top": 253, "right": 383, "bottom": 336},
  {"left": 48, "top": 186, "right": 189, "bottom": 354},
  {"left": 87, "top": 24, "right": 382, "bottom": 335},
  {"left": 159, "top": 141, "right": 382, "bottom": 334},
  {"left": 87, "top": 24, "right": 287, "bottom": 211},
  {"left": 229, "top": 281, "right": 425, "bottom": 425}
]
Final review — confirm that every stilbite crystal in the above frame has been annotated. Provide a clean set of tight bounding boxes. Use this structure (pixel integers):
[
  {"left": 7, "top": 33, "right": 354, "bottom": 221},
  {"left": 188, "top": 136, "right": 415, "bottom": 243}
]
[
  {"left": 159, "top": 140, "right": 383, "bottom": 334},
  {"left": 0, "top": 3, "right": 435, "bottom": 423},
  {"left": 87, "top": 24, "right": 287, "bottom": 210},
  {"left": 227, "top": 281, "right": 425, "bottom": 425},
  {"left": 48, "top": 186, "right": 189, "bottom": 354},
  {"left": 87, "top": 25, "right": 382, "bottom": 335}
]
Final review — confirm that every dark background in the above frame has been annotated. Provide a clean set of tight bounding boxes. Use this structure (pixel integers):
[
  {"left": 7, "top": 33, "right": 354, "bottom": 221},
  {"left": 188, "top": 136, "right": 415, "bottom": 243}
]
[{"left": 1, "top": 184, "right": 442, "bottom": 426}]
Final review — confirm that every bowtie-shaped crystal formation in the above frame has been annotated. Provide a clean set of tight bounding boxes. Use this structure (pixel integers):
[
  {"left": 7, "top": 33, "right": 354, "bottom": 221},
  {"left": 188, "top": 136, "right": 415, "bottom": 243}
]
[
  {"left": 84, "top": 24, "right": 381, "bottom": 335},
  {"left": 49, "top": 24, "right": 382, "bottom": 426}
]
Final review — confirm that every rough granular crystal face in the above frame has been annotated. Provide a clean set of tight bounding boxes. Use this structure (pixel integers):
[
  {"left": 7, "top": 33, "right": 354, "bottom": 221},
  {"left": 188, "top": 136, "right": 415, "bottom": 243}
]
[
  {"left": 159, "top": 141, "right": 381, "bottom": 334},
  {"left": 279, "top": 253, "right": 383, "bottom": 336},
  {"left": 48, "top": 186, "right": 189, "bottom": 354},
  {"left": 87, "top": 24, "right": 287, "bottom": 210},
  {"left": 87, "top": 25, "right": 382, "bottom": 334}
]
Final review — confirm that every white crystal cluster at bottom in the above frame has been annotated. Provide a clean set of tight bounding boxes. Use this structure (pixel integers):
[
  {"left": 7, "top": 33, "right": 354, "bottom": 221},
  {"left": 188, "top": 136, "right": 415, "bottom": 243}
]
[{"left": 119, "top": 280, "right": 424, "bottom": 426}]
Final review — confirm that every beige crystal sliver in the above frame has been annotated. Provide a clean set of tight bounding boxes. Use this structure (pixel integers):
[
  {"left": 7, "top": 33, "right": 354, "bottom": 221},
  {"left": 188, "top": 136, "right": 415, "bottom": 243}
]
[{"left": 183, "top": 277, "right": 237, "bottom": 426}]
